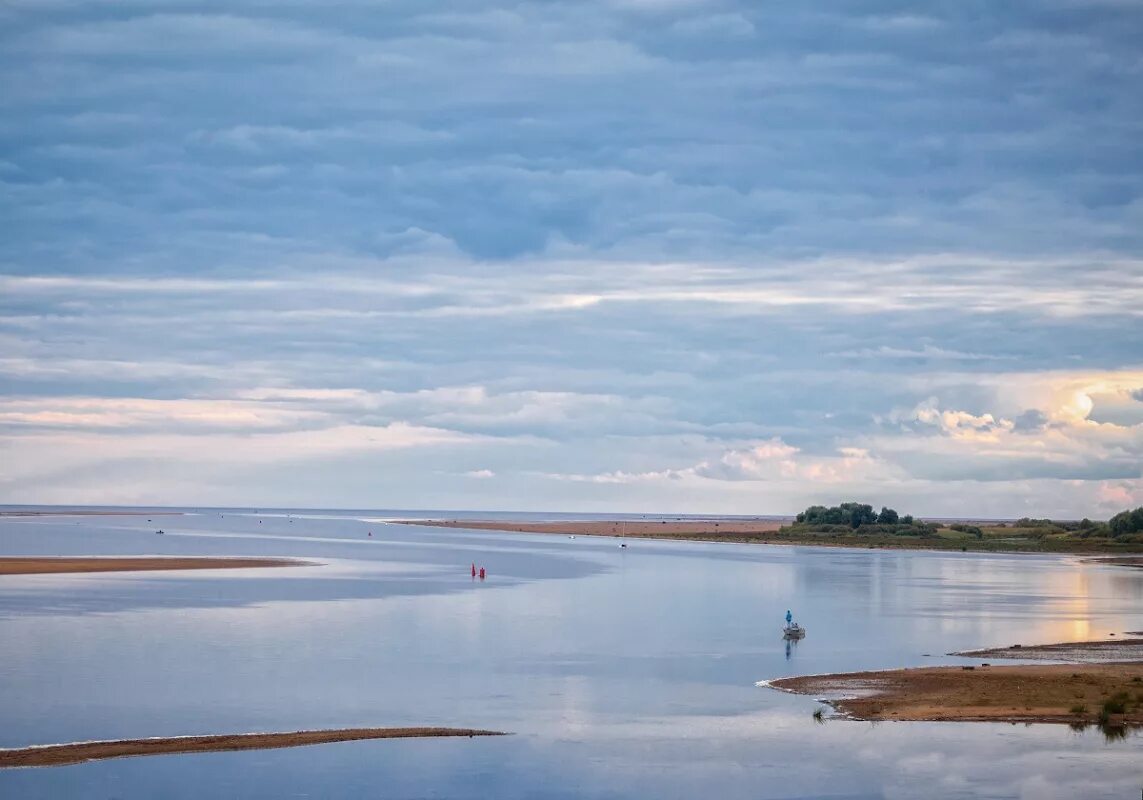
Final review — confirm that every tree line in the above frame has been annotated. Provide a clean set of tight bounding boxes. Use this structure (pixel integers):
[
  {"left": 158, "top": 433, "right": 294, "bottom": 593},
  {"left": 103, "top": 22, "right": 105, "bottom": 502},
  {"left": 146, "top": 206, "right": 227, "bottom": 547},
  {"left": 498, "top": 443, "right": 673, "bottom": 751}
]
[{"left": 790, "top": 502, "right": 1143, "bottom": 542}]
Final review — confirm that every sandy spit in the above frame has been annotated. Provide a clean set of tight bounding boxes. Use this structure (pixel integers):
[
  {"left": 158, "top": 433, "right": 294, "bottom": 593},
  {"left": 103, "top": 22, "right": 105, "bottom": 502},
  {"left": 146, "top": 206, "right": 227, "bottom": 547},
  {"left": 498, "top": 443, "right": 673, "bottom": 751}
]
[
  {"left": 0, "top": 557, "right": 311, "bottom": 576},
  {"left": 0, "top": 728, "right": 507, "bottom": 768},
  {"left": 768, "top": 663, "right": 1143, "bottom": 725}
]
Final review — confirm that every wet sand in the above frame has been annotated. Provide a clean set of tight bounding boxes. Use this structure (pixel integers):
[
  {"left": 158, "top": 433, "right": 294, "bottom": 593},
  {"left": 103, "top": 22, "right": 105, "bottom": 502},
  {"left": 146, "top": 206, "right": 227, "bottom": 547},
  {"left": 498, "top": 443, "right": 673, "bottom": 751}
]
[
  {"left": 0, "top": 557, "right": 309, "bottom": 576},
  {"left": 768, "top": 663, "right": 1143, "bottom": 725},
  {"left": 402, "top": 519, "right": 787, "bottom": 539},
  {"left": 953, "top": 638, "right": 1143, "bottom": 663},
  {"left": 0, "top": 728, "right": 507, "bottom": 768}
]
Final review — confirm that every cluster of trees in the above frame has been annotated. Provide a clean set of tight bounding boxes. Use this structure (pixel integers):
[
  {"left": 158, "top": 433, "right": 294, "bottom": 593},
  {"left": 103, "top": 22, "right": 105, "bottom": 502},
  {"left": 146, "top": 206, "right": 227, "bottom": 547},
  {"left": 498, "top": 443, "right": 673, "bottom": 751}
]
[
  {"left": 1006, "top": 508, "right": 1143, "bottom": 540},
  {"left": 1108, "top": 507, "right": 1143, "bottom": 537},
  {"left": 789, "top": 503, "right": 1143, "bottom": 543},
  {"left": 793, "top": 502, "right": 923, "bottom": 534}
]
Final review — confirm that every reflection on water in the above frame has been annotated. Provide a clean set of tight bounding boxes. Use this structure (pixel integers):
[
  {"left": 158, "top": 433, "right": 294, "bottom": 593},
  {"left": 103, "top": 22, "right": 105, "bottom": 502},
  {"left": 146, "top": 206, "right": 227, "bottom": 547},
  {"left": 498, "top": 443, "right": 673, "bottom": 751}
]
[
  {"left": 1068, "top": 721, "right": 1140, "bottom": 742},
  {"left": 1, "top": 511, "right": 1141, "bottom": 799}
]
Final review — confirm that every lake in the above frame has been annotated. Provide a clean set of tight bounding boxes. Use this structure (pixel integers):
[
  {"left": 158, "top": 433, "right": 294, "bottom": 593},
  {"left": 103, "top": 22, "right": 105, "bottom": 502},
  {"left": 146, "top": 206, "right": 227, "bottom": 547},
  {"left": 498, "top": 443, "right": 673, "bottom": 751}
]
[{"left": 1, "top": 510, "right": 1140, "bottom": 799}]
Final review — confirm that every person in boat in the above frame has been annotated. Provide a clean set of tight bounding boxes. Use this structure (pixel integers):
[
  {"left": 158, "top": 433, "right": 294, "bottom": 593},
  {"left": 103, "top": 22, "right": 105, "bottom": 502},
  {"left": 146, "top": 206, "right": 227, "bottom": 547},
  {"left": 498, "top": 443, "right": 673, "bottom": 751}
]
[{"left": 786, "top": 609, "right": 793, "bottom": 626}]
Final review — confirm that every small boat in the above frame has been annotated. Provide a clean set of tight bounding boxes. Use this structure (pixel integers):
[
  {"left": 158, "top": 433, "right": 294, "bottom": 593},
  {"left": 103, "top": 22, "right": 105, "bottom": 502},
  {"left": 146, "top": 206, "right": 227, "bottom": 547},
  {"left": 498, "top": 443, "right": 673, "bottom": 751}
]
[
  {"left": 155, "top": 529, "right": 164, "bottom": 535},
  {"left": 783, "top": 623, "right": 805, "bottom": 639}
]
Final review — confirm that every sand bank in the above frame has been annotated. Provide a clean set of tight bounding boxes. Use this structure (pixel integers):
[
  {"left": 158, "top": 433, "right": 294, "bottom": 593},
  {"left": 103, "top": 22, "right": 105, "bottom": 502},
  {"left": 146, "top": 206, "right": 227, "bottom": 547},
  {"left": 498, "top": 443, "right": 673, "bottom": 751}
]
[
  {"left": 1091, "top": 556, "right": 1143, "bottom": 569},
  {"left": 768, "top": 663, "right": 1143, "bottom": 725},
  {"left": 0, "top": 557, "right": 309, "bottom": 576},
  {"left": 0, "top": 728, "right": 506, "bottom": 768},
  {"left": 953, "top": 639, "right": 1143, "bottom": 663},
  {"left": 402, "top": 519, "right": 786, "bottom": 539}
]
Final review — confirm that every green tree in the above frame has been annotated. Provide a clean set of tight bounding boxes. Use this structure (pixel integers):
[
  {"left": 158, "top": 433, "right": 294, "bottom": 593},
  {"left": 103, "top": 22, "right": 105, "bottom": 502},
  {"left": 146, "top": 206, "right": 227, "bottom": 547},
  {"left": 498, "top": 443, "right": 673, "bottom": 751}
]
[
  {"left": 877, "top": 507, "right": 899, "bottom": 525},
  {"left": 1108, "top": 507, "right": 1143, "bottom": 537}
]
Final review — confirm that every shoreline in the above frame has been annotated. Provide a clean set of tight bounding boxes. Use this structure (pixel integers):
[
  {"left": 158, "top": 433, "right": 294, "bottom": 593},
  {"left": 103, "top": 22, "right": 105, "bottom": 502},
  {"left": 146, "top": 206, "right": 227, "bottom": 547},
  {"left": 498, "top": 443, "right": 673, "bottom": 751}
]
[
  {"left": 0, "top": 728, "right": 507, "bottom": 768},
  {"left": 1089, "top": 556, "right": 1143, "bottom": 569},
  {"left": 768, "top": 662, "right": 1143, "bottom": 726},
  {"left": 401, "top": 518, "right": 785, "bottom": 538},
  {"left": 0, "top": 557, "right": 312, "bottom": 576},
  {"left": 0, "top": 510, "right": 184, "bottom": 517},
  {"left": 953, "top": 639, "right": 1143, "bottom": 663},
  {"left": 399, "top": 519, "right": 1143, "bottom": 556}
]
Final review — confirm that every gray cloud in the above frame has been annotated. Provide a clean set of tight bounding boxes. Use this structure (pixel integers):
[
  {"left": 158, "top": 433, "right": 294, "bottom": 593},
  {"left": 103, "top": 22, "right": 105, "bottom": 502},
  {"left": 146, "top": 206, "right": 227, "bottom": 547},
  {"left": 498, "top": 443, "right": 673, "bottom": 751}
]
[{"left": 1, "top": 1, "right": 1141, "bottom": 514}]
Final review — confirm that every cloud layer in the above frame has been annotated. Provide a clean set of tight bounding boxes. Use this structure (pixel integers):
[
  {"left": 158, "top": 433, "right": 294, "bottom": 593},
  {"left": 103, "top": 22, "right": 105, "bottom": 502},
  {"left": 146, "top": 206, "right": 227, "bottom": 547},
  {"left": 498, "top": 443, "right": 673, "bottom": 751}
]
[{"left": 1, "top": 2, "right": 1141, "bottom": 515}]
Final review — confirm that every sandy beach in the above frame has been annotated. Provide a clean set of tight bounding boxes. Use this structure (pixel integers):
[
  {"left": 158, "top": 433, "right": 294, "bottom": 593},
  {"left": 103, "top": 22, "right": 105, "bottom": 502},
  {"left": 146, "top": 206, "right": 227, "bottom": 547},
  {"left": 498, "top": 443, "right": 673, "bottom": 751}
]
[
  {"left": 0, "top": 557, "right": 309, "bottom": 576},
  {"left": 769, "top": 662, "right": 1143, "bottom": 725},
  {"left": 0, "top": 728, "right": 506, "bottom": 768}
]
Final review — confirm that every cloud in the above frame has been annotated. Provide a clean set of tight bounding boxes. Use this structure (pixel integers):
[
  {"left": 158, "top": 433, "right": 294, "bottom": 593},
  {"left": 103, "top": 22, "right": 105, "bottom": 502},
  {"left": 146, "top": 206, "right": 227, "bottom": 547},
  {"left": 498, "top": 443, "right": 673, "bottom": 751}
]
[
  {"left": 1, "top": 1, "right": 1142, "bottom": 515},
  {"left": 834, "top": 345, "right": 1014, "bottom": 361}
]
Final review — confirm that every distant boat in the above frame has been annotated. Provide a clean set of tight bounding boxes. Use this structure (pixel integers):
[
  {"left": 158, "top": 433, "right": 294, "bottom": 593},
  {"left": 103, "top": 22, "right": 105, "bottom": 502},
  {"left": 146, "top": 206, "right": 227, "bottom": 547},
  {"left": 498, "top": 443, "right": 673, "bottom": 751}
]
[
  {"left": 783, "top": 622, "right": 805, "bottom": 639},
  {"left": 155, "top": 529, "right": 164, "bottom": 535}
]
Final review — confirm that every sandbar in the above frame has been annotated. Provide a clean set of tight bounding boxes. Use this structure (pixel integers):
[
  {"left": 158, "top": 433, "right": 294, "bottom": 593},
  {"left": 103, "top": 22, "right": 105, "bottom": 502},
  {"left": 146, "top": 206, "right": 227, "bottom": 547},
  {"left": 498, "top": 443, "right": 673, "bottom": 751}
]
[
  {"left": 402, "top": 519, "right": 786, "bottom": 539},
  {"left": 0, "top": 557, "right": 309, "bottom": 576},
  {"left": 768, "top": 662, "right": 1143, "bottom": 725},
  {"left": 0, "top": 728, "right": 507, "bottom": 768}
]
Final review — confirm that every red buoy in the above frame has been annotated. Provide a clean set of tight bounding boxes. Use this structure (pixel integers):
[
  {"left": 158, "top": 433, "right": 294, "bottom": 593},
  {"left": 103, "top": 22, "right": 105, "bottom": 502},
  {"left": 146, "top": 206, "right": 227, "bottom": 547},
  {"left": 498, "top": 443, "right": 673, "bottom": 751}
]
[
  {"left": 471, "top": 563, "right": 476, "bottom": 577},
  {"left": 478, "top": 567, "right": 486, "bottom": 580}
]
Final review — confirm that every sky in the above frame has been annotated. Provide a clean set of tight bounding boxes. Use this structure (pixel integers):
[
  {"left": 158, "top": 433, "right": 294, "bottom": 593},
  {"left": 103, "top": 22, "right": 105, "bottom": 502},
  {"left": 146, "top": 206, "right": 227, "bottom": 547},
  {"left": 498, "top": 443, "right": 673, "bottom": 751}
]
[{"left": 1, "top": 1, "right": 1141, "bottom": 517}]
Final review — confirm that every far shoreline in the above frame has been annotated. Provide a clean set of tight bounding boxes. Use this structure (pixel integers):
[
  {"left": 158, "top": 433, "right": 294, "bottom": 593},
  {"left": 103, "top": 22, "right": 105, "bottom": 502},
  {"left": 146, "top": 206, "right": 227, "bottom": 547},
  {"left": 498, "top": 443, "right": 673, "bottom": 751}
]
[
  {"left": 398, "top": 519, "right": 1143, "bottom": 557},
  {"left": 0, "top": 510, "right": 184, "bottom": 517}
]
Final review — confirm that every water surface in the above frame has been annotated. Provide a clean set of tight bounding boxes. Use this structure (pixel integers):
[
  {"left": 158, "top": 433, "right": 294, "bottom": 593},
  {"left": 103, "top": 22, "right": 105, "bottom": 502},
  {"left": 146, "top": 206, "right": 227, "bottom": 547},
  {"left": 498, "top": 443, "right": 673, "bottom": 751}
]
[{"left": 1, "top": 510, "right": 1140, "bottom": 798}]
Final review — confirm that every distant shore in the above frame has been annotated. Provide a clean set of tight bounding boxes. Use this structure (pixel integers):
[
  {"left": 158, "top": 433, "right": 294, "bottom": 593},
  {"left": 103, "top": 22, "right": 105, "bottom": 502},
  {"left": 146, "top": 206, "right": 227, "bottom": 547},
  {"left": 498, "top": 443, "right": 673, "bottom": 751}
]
[
  {"left": 768, "top": 661, "right": 1143, "bottom": 726},
  {"left": 0, "top": 727, "right": 506, "bottom": 768},
  {"left": 0, "top": 510, "right": 183, "bottom": 517},
  {"left": 402, "top": 518, "right": 786, "bottom": 538},
  {"left": 401, "top": 519, "right": 1143, "bottom": 555},
  {"left": 0, "top": 557, "right": 310, "bottom": 576}
]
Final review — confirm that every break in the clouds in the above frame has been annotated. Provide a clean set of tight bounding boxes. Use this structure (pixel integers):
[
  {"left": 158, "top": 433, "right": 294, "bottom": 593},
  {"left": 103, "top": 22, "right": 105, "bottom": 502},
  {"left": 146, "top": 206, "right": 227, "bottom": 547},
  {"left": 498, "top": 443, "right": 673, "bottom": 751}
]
[{"left": 1, "top": 1, "right": 1141, "bottom": 516}]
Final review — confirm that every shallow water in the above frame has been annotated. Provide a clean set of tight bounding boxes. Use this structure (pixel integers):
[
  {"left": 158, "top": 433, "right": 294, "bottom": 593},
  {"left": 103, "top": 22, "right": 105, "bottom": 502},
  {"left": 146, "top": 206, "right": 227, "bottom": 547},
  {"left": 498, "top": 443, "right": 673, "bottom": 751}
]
[{"left": 0, "top": 510, "right": 1140, "bottom": 799}]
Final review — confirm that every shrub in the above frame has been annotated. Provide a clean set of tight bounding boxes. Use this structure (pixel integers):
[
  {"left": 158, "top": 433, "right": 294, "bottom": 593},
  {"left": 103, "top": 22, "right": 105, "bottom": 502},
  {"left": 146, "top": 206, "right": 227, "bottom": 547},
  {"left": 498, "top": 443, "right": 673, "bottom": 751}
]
[{"left": 1102, "top": 693, "right": 1129, "bottom": 715}]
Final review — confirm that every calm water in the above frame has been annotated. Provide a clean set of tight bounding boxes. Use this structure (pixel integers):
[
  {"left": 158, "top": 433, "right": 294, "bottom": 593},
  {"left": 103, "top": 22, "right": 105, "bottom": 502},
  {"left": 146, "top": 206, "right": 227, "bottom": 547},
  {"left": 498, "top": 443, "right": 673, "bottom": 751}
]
[{"left": 0, "top": 510, "right": 1140, "bottom": 799}]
